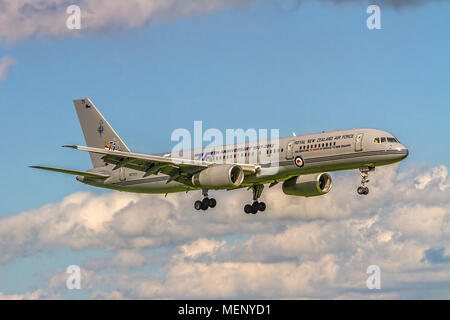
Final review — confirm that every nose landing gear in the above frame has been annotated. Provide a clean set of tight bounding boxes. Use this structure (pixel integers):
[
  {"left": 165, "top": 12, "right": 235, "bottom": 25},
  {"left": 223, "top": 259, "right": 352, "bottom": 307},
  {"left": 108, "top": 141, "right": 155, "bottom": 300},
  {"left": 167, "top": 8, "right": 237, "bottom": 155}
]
[
  {"left": 194, "top": 189, "right": 216, "bottom": 211},
  {"left": 244, "top": 184, "right": 266, "bottom": 214},
  {"left": 357, "top": 186, "right": 369, "bottom": 195},
  {"left": 357, "top": 166, "right": 374, "bottom": 195}
]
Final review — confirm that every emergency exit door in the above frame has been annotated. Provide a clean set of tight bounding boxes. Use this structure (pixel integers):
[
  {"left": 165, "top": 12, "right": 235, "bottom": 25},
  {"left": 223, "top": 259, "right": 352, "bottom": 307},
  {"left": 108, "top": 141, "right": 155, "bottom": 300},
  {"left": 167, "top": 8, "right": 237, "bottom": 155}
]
[
  {"left": 355, "top": 133, "right": 364, "bottom": 152},
  {"left": 286, "top": 141, "right": 295, "bottom": 160}
]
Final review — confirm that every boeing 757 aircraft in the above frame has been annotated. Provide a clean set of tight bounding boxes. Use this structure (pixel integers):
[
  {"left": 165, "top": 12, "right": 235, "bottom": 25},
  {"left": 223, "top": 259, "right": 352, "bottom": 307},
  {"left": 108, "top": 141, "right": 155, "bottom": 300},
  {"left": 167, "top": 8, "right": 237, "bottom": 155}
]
[{"left": 31, "top": 99, "right": 408, "bottom": 214}]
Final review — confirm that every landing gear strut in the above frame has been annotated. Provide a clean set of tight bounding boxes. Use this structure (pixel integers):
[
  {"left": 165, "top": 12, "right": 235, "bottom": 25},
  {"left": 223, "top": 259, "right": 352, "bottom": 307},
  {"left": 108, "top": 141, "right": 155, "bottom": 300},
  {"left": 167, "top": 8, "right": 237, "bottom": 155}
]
[
  {"left": 357, "top": 166, "right": 374, "bottom": 195},
  {"left": 244, "top": 184, "right": 266, "bottom": 214},
  {"left": 194, "top": 189, "right": 216, "bottom": 211}
]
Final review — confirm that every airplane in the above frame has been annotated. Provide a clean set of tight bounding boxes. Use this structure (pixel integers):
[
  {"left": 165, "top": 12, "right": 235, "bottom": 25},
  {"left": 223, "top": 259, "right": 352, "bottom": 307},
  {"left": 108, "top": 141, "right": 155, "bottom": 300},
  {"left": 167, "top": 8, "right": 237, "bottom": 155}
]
[{"left": 31, "top": 98, "right": 409, "bottom": 215}]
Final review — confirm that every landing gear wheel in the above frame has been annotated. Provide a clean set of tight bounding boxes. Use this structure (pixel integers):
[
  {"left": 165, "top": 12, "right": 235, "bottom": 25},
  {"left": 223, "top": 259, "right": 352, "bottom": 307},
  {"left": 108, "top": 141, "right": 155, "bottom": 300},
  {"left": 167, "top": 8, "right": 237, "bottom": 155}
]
[
  {"left": 357, "top": 186, "right": 369, "bottom": 195},
  {"left": 208, "top": 198, "right": 216, "bottom": 208},
  {"left": 251, "top": 201, "right": 259, "bottom": 214},
  {"left": 244, "top": 184, "right": 266, "bottom": 214},
  {"left": 194, "top": 200, "right": 202, "bottom": 211},
  {"left": 243, "top": 185, "right": 267, "bottom": 214},
  {"left": 201, "top": 198, "right": 209, "bottom": 210},
  {"left": 258, "top": 202, "right": 266, "bottom": 212}
]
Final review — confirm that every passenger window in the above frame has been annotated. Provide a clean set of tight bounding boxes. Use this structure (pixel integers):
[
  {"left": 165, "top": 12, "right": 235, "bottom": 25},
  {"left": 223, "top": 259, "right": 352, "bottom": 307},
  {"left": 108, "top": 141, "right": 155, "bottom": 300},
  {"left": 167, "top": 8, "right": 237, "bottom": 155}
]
[{"left": 381, "top": 137, "right": 386, "bottom": 143}]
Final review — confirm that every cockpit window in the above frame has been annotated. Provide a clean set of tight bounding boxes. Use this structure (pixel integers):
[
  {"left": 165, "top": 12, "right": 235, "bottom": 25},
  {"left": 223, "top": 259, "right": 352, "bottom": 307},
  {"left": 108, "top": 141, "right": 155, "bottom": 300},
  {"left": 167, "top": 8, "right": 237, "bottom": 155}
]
[
  {"left": 373, "top": 137, "right": 380, "bottom": 143},
  {"left": 387, "top": 137, "right": 398, "bottom": 143},
  {"left": 380, "top": 137, "right": 386, "bottom": 143}
]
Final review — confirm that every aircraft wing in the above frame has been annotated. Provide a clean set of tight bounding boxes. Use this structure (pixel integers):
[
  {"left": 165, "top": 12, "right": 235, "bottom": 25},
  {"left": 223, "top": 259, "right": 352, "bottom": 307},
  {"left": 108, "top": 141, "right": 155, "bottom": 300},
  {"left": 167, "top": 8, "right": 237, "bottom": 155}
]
[
  {"left": 63, "top": 145, "right": 258, "bottom": 183},
  {"left": 29, "top": 166, "right": 110, "bottom": 179}
]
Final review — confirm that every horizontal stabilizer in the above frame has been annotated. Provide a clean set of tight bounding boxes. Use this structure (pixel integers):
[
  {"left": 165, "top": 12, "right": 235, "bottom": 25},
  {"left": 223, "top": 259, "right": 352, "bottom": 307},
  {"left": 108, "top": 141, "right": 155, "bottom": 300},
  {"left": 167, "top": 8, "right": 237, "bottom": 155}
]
[{"left": 29, "top": 166, "right": 110, "bottom": 179}]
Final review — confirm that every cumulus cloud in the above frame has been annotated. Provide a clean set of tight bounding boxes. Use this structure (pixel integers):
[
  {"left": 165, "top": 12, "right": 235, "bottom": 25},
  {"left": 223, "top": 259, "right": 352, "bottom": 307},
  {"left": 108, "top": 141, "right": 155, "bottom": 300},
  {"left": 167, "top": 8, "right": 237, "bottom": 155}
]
[
  {"left": 0, "top": 0, "right": 252, "bottom": 42},
  {"left": 0, "top": 56, "right": 15, "bottom": 83},
  {"left": 0, "top": 0, "right": 438, "bottom": 42},
  {"left": 85, "top": 250, "right": 147, "bottom": 271},
  {"left": 1, "top": 164, "right": 449, "bottom": 263},
  {"left": 0, "top": 289, "right": 47, "bottom": 300},
  {"left": 1, "top": 164, "right": 449, "bottom": 299}
]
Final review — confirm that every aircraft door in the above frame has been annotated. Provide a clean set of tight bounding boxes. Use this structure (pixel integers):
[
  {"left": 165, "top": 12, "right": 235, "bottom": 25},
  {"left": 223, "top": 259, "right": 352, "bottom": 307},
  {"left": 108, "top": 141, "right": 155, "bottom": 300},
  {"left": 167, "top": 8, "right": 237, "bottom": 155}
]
[
  {"left": 355, "top": 133, "right": 364, "bottom": 152},
  {"left": 119, "top": 167, "right": 126, "bottom": 181},
  {"left": 286, "top": 140, "right": 295, "bottom": 160}
]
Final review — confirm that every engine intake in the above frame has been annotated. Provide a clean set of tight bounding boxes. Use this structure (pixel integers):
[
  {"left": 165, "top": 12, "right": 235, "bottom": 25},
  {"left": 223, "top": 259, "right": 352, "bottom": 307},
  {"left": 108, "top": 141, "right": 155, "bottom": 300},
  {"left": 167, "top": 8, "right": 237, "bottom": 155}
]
[
  {"left": 282, "top": 173, "right": 332, "bottom": 197},
  {"left": 192, "top": 164, "right": 244, "bottom": 189}
]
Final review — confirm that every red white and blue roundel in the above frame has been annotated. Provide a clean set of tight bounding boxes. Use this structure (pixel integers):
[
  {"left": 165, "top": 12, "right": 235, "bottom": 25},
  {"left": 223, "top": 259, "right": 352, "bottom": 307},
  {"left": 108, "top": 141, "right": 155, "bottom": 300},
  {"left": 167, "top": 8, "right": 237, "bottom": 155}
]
[{"left": 294, "top": 156, "right": 304, "bottom": 167}]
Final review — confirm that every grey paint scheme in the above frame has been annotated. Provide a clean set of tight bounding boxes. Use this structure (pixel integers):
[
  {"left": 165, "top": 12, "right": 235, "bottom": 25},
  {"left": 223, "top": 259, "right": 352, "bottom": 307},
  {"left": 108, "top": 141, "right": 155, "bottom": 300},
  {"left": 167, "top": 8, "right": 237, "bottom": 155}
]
[
  {"left": 35, "top": 99, "right": 409, "bottom": 195},
  {"left": 83, "top": 130, "right": 408, "bottom": 194},
  {"left": 74, "top": 99, "right": 130, "bottom": 168}
]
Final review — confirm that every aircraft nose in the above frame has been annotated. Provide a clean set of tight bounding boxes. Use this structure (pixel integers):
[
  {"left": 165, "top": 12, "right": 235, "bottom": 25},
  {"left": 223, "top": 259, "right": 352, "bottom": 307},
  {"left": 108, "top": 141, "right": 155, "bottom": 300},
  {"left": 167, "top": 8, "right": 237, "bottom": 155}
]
[{"left": 400, "top": 146, "right": 409, "bottom": 159}]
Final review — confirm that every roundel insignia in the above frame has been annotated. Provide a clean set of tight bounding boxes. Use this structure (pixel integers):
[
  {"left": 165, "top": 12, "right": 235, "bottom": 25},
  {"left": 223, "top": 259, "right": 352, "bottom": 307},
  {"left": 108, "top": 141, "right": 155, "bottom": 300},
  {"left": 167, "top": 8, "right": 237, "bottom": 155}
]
[{"left": 294, "top": 156, "right": 304, "bottom": 167}]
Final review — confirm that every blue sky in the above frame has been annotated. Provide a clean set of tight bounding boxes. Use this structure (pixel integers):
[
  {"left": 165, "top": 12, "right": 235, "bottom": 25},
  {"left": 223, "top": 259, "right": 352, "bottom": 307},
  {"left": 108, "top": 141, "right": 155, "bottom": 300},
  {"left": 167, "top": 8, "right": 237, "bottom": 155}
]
[
  {"left": 1, "top": 1, "right": 449, "bottom": 215},
  {"left": 0, "top": 0, "right": 449, "bottom": 299}
]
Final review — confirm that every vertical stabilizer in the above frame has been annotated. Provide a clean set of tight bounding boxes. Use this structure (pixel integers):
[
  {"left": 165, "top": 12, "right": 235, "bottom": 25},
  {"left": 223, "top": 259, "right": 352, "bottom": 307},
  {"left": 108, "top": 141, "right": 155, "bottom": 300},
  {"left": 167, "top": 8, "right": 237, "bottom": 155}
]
[{"left": 73, "top": 98, "right": 130, "bottom": 168}]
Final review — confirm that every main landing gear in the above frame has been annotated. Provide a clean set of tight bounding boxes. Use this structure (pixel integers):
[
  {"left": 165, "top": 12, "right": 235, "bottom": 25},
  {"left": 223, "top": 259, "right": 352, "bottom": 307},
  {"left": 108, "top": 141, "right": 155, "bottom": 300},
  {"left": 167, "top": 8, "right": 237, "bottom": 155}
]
[
  {"left": 244, "top": 184, "right": 266, "bottom": 214},
  {"left": 357, "top": 166, "right": 374, "bottom": 195},
  {"left": 194, "top": 189, "right": 216, "bottom": 211}
]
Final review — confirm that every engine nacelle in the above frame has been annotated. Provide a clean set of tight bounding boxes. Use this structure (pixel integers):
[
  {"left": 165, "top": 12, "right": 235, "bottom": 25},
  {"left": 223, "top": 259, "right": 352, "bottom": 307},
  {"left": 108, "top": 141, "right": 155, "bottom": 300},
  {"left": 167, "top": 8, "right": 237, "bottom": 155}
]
[
  {"left": 282, "top": 173, "right": 332, "bottom": 197},
  {"left": 192, "top": 164, "right": 244, "bottom": 189}
]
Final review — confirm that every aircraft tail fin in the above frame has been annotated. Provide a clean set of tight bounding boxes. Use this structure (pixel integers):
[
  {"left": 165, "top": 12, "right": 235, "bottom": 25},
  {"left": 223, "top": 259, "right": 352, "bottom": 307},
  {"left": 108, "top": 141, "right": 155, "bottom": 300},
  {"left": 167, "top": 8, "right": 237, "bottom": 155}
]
[{"left": 73, "top": 98, "right": 130, "bottom": 168}]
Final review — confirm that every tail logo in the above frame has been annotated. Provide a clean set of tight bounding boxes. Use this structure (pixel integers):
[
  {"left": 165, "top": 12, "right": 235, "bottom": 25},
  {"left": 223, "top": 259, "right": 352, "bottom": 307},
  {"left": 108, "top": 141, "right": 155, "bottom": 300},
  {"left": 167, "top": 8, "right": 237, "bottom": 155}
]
[
  {"left": 104, "top": 140, "right": 121, "bottom": 151},
  {"left": 97, "top": 120, "right": 104, "bottom": 136},
  {"left": 82, "top": 99, "right": 91, "bottom": 108}
]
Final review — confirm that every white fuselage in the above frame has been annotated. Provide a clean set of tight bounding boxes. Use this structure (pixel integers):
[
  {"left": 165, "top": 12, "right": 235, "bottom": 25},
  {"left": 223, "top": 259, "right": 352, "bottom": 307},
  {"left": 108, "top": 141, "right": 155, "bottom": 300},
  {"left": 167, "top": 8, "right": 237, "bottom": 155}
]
[{"left": 79, "top": 128, "right": 408, "bottom": 193}]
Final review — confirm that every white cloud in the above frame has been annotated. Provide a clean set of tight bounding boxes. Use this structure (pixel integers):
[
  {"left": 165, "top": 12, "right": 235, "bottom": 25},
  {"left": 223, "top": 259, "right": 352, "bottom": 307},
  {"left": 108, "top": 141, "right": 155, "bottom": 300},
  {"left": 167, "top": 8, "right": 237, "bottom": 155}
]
[
  {"left": 0, "top": 56, "right": 15, "bottom": 83},
  {"left": 0, "top": 289, "right": 46, "bottom": 300},
  {"left": 387, "top": 205, "right": 447, "bottom": 240},
  {"left": 1, "top": 164, "right": 449, "bottom": 299},
  {"left": 0, "top": 0, "right": 435, "bottom": 42},
  {"left": 112, "top": 250, "right": 146, "bottom": 270},
  {"left": 178, "top": 238, "right": 226, "bottom": 260},
  {"left": 0, "top": 0, "right": 253, "bottom": 42},
  {"left": 414, "top": 165, "right": 450, "bottom": 191}
]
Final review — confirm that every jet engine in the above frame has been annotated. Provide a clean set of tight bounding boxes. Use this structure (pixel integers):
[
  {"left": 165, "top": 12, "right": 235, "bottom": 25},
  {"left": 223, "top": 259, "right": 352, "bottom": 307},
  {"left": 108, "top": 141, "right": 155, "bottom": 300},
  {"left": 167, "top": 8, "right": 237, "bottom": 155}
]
[
  {"left": 282, "top": 173, "right": 332, "bottom": 197},
  {"left": 192, "top": 164, "right": 244, "bottom": 189}
]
